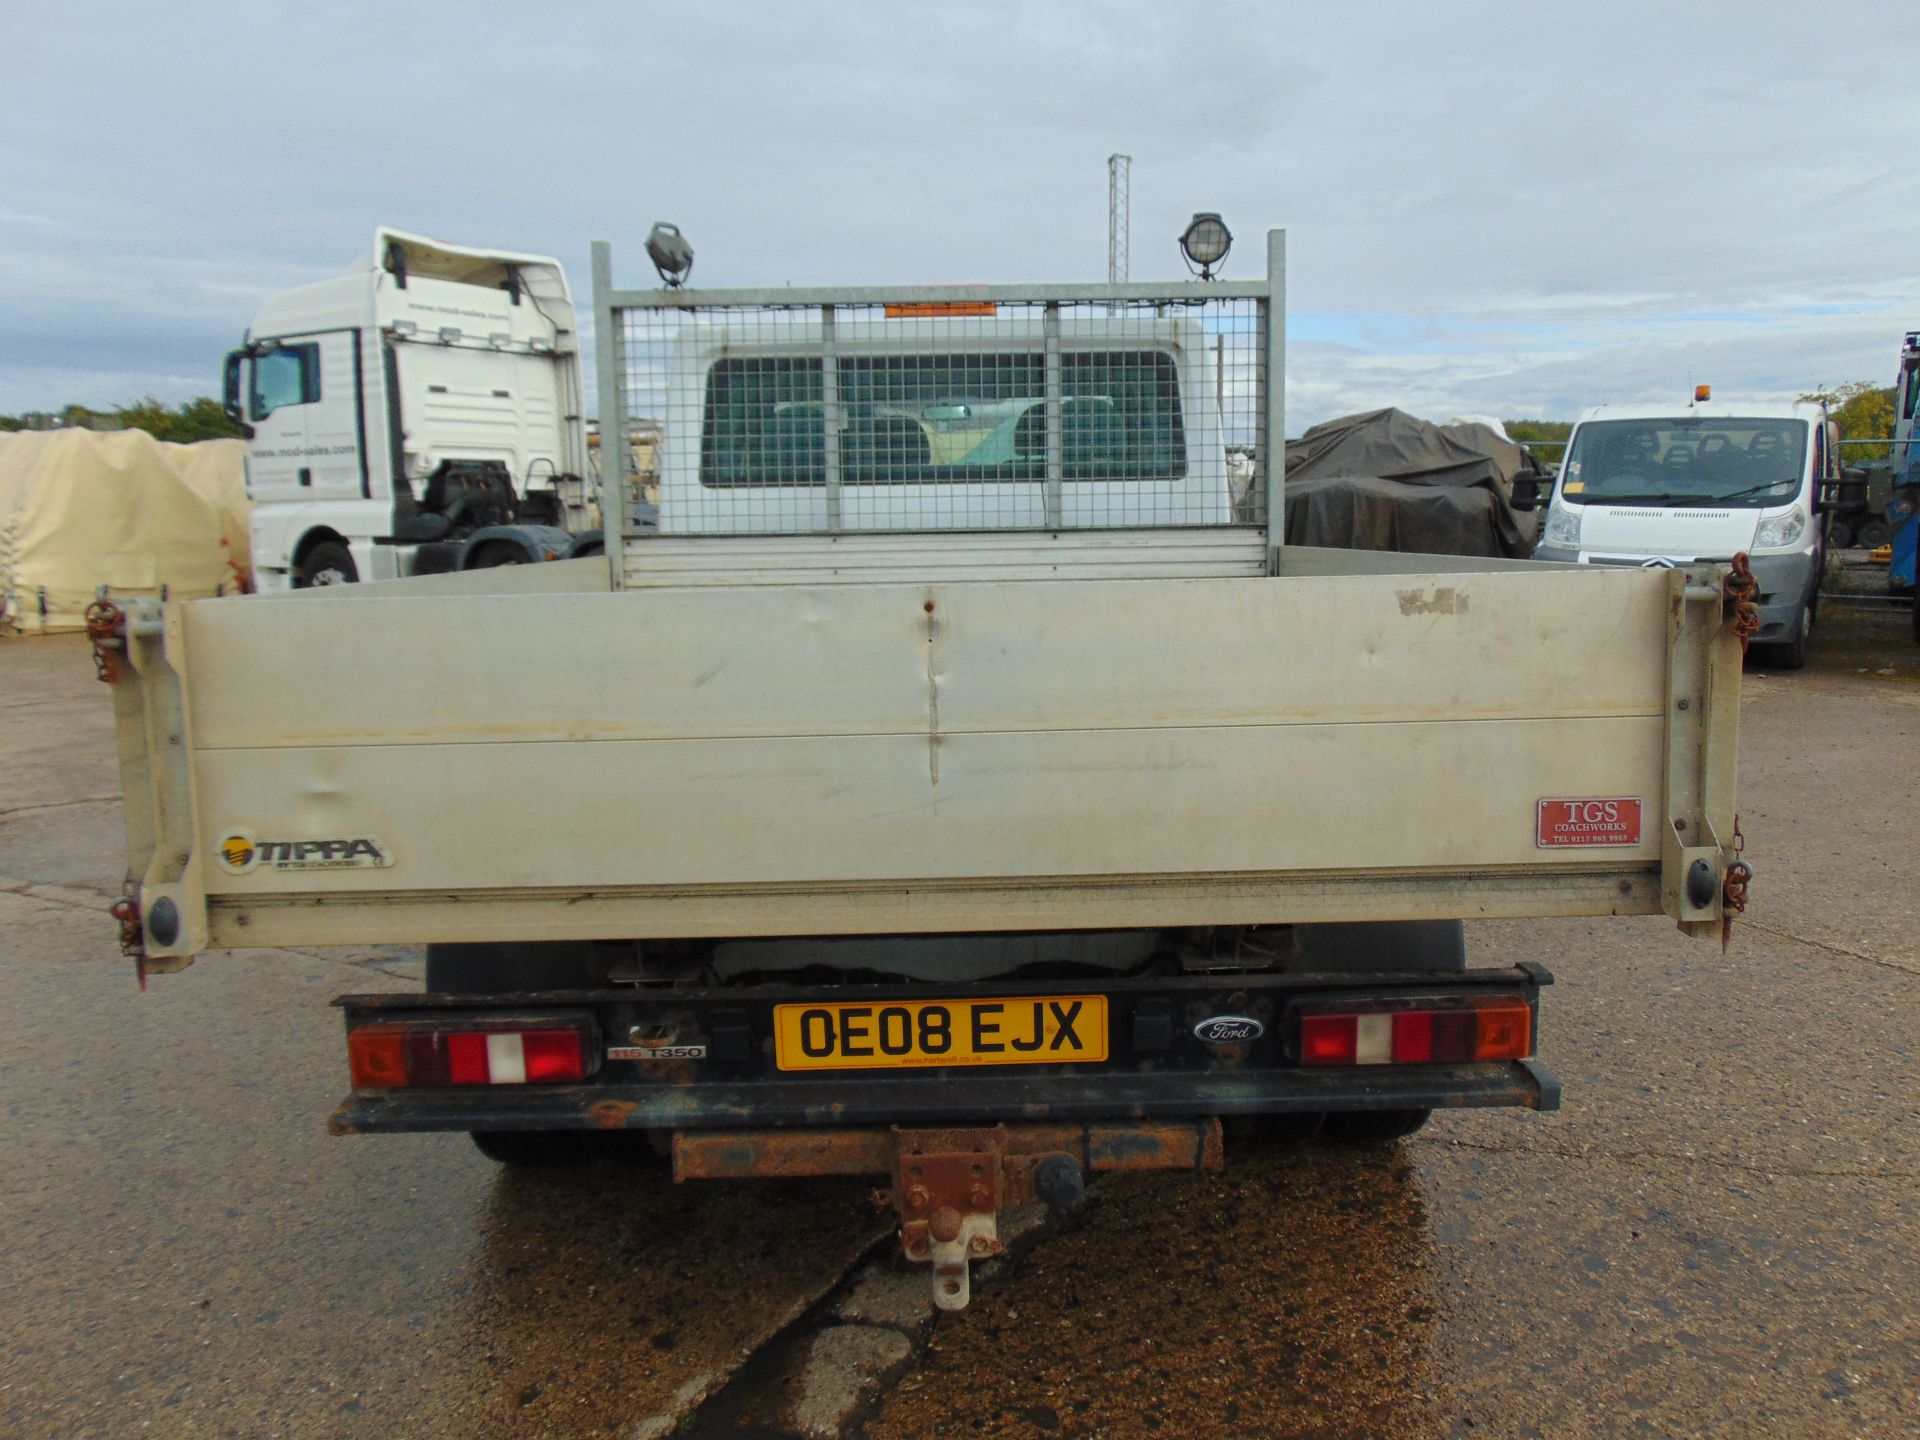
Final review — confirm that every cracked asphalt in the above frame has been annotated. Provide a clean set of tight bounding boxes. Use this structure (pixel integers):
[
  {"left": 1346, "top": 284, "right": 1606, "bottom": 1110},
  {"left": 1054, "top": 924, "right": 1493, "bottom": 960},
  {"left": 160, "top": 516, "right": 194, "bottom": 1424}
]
[{"left": 3, "top": 601, "right": 1917, "bottom": 1439}]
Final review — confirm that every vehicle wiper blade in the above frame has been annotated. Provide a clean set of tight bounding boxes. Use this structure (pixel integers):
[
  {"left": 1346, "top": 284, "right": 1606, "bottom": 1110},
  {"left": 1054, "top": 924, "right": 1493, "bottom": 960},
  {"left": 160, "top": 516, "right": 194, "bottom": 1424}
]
[{"left": 1700, "top": 481, "right": 1796, "bottom": 504}]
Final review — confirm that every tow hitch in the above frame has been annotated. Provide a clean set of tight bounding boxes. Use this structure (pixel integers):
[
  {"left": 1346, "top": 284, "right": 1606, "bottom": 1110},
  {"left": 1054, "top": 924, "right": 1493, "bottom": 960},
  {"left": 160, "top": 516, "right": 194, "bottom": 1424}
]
[{"left": 673, "top": 1119, "right": 1223, "bottom": 1310}]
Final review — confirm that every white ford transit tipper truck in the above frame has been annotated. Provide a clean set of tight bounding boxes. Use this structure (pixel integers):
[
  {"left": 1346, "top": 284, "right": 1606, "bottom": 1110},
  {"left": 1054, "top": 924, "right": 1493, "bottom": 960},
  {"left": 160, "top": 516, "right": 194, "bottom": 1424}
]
[
  {"left": 100, "top": 230, "right": 1753, "bottom": 1309},
  {"left": 1531, "top": 392, "right": 1842, "bottom": 668},
  {"left": 221, "top": 229, "right": 595, "bottom": 590}
]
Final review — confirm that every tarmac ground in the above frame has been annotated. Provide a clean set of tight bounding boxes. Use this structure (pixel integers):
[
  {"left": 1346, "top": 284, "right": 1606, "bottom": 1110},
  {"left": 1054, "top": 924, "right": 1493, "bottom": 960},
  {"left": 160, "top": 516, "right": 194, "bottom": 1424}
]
[{"left": 1, "top": 583, "right": 1915, "bottom": 1439}]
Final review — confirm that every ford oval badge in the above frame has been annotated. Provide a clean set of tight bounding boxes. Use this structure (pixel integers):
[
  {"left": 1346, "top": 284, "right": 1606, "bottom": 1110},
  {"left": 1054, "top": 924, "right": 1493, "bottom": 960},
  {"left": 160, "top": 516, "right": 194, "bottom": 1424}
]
[{"left": 1193, "top": 1015, "right": 1264, "bottom": 1044}]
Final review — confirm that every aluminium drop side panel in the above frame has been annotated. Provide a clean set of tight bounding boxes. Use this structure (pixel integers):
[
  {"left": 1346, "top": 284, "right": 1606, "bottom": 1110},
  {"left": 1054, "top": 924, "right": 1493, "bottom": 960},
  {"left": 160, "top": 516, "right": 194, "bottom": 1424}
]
[{"left": 130, "top": 558, "right": 1735, "bottom": 959}]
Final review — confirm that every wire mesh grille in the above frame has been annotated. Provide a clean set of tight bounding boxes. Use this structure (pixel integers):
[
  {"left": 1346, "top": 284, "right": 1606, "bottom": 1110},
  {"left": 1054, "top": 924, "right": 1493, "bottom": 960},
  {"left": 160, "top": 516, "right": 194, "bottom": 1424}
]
[{"left": 610, "top": 294, "right": 1266, "bottom": 537}]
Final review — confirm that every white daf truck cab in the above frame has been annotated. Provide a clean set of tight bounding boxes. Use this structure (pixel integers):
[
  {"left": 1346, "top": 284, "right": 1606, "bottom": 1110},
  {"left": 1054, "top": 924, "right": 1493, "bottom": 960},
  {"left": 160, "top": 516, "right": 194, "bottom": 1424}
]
[
  {"left": 1531, "top": 391, "right": 1841, "bottom": 668},
  {"left": 221, "top": 229, "right": 594, "bottom": 589}
]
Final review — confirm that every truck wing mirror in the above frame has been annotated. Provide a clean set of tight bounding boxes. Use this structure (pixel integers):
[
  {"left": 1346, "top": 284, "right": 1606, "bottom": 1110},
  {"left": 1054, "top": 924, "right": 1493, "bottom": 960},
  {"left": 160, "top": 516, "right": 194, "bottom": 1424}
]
[
  {"left": 1509, "top": 475, "right": 1543, "bottom": 512},
  {"left": 221, "top": 351, "right": 255, "bottom": 439}
]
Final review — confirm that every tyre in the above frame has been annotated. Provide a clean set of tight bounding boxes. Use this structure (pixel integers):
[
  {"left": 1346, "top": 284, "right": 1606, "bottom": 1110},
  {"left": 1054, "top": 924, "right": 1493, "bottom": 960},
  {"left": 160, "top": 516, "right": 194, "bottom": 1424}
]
[
  {"left": 1226, "top": 1112, "right": 1326, "bottom": 1147},
  {"left": 1856, "top": 517, "right": 1893, "bottom": 550},
  {"left": 297, "top": 540, "right": 358, "bottom": 587},
  {"left": 1830, "top": 519, "right": 1857, "bottom": 550},
  {"left": 1293, "top": 920, "right": 1466, "bottom": 975},
  {"left": 424, "top": 941, "right": 605, "bottom": 994},
  {"left": 433, "top": 944, "right": 617, "bottom": 1170},
  {"left": 1761, "top": 603, "right": 1810, "bottom": 671},
  {"left": 1324, "top": 1109, "right": 1432, "bottom": 1142},
  {"left": 471, "top": 1130, "right": 590, "bottom": 1166}
]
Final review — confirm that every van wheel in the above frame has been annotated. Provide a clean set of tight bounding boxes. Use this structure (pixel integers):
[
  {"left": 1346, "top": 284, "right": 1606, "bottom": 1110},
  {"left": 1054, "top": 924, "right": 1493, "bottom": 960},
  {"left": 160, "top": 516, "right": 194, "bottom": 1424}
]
[
  {"left": 297, "top": 541, "right": 358, "bottom": 587},
  {"left": 1764, "top": 604, "right": 1810, "bottom": 671},
  {"left": 1325, "top": 1109, "right": 1432, "bottom": 1142}
]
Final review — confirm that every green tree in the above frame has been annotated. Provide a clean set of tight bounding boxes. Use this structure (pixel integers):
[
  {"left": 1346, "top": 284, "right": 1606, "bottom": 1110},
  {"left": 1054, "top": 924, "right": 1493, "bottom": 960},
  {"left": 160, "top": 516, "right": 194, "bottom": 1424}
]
[
  {"left": 0, "top": 396, "right": 244, "bottom": 442},
  {"left": 1799, "top": 382, "right": 1895, "bottom": 443},
  {"left": 1504, "top": 419, "right": 1573, "bottom": 445}
]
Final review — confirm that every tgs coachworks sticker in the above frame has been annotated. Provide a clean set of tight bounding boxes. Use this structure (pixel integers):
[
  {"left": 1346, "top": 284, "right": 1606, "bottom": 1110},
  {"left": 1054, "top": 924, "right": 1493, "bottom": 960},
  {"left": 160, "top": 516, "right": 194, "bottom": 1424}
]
[
  {"left": 216, "top": 829, "right": 393, "bottom": 874},
  {"left": 1535, "top": 798, "right": 1643, "bottom": 848}
]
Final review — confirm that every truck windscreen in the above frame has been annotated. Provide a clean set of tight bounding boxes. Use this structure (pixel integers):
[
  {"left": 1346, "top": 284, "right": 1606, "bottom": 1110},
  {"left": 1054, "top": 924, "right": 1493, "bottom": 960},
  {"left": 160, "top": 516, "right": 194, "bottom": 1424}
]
[{"left": 1561, "top": 418, "right": 1807, "bottom": 508}]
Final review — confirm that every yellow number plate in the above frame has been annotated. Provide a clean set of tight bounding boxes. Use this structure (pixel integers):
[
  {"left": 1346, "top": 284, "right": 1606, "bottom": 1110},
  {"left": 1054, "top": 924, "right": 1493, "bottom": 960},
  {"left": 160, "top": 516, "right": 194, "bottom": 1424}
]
[{"left": 772, "top": 995, "right": 1108, "bottom": 1072}]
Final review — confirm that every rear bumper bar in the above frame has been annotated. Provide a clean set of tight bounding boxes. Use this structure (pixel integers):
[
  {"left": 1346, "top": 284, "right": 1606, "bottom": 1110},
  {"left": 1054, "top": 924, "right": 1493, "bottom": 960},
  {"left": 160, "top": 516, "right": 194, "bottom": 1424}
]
[{"left": 330, "top": 1059, "right": 1559, "bottom": 1135}]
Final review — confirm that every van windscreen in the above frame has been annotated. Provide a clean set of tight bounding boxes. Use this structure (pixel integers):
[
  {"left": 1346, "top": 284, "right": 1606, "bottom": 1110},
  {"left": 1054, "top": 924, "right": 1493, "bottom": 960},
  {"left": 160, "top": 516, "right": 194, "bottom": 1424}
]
[
  {"left": 700, "top": 352, "right": 1185, "bottom": 487},
  {"left": 1561, "top": 418, "right": 1807, "bottom": 508}
]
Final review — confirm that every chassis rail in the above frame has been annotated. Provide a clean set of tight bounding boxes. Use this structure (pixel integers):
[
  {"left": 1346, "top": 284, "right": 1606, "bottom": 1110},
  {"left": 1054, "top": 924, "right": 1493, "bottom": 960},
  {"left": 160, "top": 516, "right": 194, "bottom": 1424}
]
[{"left": 331, "top": 1059, "right": 1557, "bottom": 1135}]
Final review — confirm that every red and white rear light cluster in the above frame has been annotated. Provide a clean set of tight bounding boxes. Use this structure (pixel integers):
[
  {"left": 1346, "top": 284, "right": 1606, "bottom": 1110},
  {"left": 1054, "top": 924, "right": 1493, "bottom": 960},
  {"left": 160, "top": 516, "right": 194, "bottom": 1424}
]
[
  {"left": 348, "top": 1022, "right": 589, "bottom": 1088},
  {"left": 1297, "top": 996, "right": 1531, "bottom": 1067}
]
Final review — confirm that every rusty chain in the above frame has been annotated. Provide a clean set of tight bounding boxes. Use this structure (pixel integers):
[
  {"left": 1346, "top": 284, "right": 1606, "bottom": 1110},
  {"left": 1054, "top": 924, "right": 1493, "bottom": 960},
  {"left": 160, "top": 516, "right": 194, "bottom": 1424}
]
[
  {"left": 109, "top": 893, "right": 148, "bottom": 989},
  {"left": 1720, "top": 815, "right": 1751, "bottom": 950},
  {"left": 1724, "top": 553, "right": 1760, "bottom": 655},
  {"left": 84, "top": 598, "right": 125, "bottom": 683}
]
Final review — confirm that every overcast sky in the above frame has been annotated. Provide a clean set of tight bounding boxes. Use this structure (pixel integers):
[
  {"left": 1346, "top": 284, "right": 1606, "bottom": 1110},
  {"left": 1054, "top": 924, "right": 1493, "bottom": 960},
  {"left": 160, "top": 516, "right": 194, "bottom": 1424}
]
[{"left": 5, "top": 0, "right": 1919, "bottom": 429}]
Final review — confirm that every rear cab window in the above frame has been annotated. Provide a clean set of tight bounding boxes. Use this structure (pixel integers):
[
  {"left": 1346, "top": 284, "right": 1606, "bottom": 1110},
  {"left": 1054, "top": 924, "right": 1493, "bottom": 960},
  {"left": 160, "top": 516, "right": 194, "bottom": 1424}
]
[{"left": 699, "top": 351, "right": 1186, "bottom": 487}]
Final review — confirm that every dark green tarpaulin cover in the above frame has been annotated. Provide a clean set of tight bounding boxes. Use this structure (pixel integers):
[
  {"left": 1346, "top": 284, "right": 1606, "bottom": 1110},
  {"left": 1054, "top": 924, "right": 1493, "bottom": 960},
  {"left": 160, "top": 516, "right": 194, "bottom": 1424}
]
[{"left": 1282, "top": 408, "right": 1532, "bottom": 558}]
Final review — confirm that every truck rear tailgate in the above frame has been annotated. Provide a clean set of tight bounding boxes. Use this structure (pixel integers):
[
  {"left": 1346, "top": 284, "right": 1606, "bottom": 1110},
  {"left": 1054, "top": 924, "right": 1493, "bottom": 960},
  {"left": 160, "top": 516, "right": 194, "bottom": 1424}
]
[{"left": 106, "top": 549, "right": 1742, "bottom": 965}]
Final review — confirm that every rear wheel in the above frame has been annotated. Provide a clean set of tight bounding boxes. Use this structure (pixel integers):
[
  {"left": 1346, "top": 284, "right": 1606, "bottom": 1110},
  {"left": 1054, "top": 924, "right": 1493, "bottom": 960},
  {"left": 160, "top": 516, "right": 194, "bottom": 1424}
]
[
  {"left": 1324, "top": 1109, "right": 1432, "bottom": 1142},
  {"left": 424, "top": 941, "right": 605, "bottom": 993},
  {"left": 471, "top": 1130, "right": 591, "bottom": 1166},
  {"left": 1857, "top": 517, "right": 1893, "bottom": 550},
  {"left": 297, "top": 541, "right": 357, "bottom": 587},
  {"left": 427, "top": 943, "right": 614, "bottom": 1167},
  {"left": 1226, "top": 1112, "right": 1326, "bottom": 1147}
]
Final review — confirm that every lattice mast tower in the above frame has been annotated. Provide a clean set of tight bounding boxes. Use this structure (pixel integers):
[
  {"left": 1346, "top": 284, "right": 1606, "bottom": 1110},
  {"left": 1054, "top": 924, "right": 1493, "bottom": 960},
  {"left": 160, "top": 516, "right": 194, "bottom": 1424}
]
[{"left": 1107, "top": 153, "right": 1131, "bottom": 284}]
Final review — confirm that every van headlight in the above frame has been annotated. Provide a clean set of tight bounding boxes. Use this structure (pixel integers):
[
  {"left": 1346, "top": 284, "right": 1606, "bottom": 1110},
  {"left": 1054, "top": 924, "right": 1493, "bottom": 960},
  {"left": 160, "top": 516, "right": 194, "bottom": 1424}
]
[
  {"left": 1751, "top": 506, "right": 1808, "bottom": 552},
  {"left": 1541, "top": 505, "right": 1582, "bottom": 547}
]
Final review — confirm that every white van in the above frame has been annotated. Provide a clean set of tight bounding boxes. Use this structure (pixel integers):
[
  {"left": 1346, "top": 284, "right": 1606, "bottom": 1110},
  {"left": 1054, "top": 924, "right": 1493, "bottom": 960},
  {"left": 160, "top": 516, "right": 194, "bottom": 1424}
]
[
  {"left": 1532, "top": 394, "right": 1839, "bottom": 667},
  {"left": 222, "top": 229, "right": 592, "bottom": 589}
]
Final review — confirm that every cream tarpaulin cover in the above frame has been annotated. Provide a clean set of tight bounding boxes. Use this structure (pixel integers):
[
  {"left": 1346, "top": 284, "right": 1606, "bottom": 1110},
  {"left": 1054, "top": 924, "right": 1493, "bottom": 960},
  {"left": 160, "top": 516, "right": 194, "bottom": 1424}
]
[
  {"left": 1, "top": 430, "right": 236, "bottom": 634},
  {"left": 162, "top": 438, "right": 251, "bottom": 582}
]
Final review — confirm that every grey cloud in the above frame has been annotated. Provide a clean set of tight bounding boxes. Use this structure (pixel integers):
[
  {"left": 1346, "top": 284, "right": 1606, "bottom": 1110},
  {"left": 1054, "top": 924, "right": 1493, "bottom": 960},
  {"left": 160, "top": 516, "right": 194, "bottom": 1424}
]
[{"left": 2, "top": 0, "right": 1918, "bottom": 424}]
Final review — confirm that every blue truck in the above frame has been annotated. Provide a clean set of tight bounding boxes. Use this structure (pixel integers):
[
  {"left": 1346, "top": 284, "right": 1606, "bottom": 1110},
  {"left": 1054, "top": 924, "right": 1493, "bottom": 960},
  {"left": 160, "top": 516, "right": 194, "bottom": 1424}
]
[{"left": 1890, "top": 332, "right": 1920, "bottom": 637}]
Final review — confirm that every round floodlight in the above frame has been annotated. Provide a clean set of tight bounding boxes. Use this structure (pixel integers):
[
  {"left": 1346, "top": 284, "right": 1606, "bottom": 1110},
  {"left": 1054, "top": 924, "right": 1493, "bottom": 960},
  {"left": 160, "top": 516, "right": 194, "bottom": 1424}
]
[
  {"left": 646, "top": 221, "right": 695, "bottom": 288},
  {"left": 1180, "top": 213, "right": 1233, "bottom": 277}
]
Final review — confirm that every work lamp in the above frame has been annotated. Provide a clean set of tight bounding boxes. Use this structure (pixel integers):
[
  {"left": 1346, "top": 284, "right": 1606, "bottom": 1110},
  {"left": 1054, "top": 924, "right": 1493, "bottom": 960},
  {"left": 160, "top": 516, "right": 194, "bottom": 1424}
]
[
  {"left": 1180, "top": 213, "right": 1233, "bottom": 278},
  {"left": 647, "top": 222, "right": 695, "bottom": 288}
]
